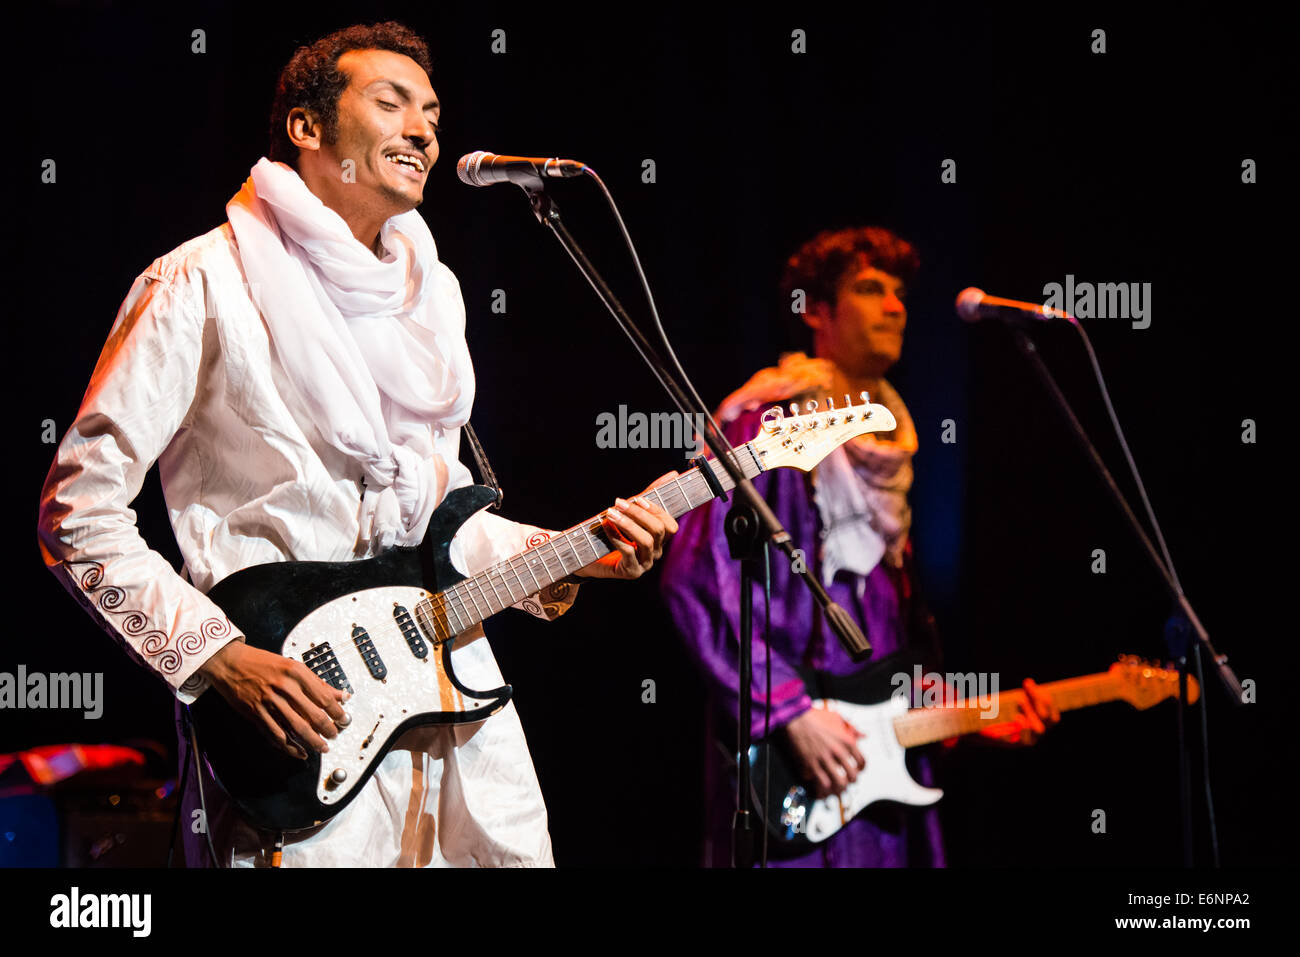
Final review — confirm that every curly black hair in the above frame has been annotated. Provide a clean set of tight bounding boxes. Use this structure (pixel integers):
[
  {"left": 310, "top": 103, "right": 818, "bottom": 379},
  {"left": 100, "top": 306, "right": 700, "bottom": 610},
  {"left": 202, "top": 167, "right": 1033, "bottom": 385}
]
[
  {"left": 780, "top": 226, "right": 920, "bottom": 310},
  {"left": 268, "top": 22, "right": 433, "bottom": 167}
]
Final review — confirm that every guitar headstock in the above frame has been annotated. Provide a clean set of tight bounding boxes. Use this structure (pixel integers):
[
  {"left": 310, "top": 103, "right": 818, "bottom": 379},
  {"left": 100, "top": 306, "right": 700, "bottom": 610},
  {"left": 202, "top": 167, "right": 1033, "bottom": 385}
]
[
  {"left": 747, "top": 393, "right": 898, "bottom": 472},
  {"left": 1111, "top": 654, "right": 1201, "bottom": 709}
]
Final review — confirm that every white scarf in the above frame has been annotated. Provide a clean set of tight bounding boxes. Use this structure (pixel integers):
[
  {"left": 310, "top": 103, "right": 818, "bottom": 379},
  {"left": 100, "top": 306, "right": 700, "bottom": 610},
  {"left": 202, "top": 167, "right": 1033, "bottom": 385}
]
[
  {"left": 716, "top": 353, "right": 916, "bottom": 586},
  {"left": 226, "top": 158, "right": 474, "bottom": 551},
  {"left": 812, "top": 385, "right": 915, "bottom": 583}
]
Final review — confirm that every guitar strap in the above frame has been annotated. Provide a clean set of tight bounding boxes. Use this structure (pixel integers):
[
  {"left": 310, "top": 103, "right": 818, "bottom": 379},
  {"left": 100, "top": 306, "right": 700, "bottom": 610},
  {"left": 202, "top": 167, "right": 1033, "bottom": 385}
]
[{"left": 462, "top": 421, "right": 504, "bottom": 511}]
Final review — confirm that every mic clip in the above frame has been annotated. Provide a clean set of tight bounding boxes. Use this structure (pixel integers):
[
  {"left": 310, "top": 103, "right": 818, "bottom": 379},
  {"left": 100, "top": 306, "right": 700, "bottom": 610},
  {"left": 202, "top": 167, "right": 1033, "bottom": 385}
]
[{"left": 692, "top": 455, "right": 728, "bottom": 502}]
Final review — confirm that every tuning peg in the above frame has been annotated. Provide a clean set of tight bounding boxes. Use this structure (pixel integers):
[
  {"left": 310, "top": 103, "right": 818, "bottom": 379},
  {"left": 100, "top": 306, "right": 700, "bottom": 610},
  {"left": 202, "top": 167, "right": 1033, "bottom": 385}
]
[
  {"left": 804, "top": 399, "right": 819, "bottom": 428},
  {"left": 760, "top": 406, "right": 785, "bottom": 434},
  {"left": 859, "top": 390, "right": 870, "bottom": 404},
  {"left": 825, "top": 396, "right": 838, "bottom": 424},
  {"left": 787, "top": 402, "right": 801, "bottom": 431}
]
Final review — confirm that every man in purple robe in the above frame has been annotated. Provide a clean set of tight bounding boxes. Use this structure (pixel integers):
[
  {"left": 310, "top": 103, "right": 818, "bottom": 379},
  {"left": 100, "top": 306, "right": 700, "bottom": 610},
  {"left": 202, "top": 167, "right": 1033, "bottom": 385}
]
[{"left": 660, "top": 226, "right": 1057, "bottom": 867}]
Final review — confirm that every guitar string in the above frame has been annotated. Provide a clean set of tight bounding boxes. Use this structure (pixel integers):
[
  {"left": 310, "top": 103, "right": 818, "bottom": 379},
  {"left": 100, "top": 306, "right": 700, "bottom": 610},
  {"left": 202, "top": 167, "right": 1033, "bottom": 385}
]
[
  {"left": 416, "top": 419, "right": 873, "bottom": 639},
  {"left": 410, "top": 418, "right": 865, "bottom": 646},
  {"left": 448, "top": 454, "right": 729, "bottom": 615},
  {"left": 411, "top": 446, "right": 763, "bottom": 636},
  {"left": 468, "top": 452, "right": 725, "bottom": 609},
  {"left": 893, "top": 672, "right": 1126, "bottom": 744}
]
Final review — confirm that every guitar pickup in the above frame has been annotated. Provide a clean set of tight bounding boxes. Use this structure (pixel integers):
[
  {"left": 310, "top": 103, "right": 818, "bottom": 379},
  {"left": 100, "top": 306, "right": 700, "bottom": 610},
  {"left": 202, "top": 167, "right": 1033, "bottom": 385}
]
[
  {"left": 302, "top": 642, "right": 353, "bottom": 694},
  {"left": 393, "top": 604, "right": 429, "bottom": 658},
  {"left": 351, "top": 625, "right": 387, "bottom": 680}
]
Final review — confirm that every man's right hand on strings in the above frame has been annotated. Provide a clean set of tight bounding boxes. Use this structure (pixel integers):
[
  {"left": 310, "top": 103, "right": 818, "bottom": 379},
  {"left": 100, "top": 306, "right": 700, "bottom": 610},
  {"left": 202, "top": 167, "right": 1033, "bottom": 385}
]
[
  {"left": 784, "top": 706, "right": 866, "bottom": 799},
  {"left": 200, "top": 642, "right": 349, "bottom": 760}
]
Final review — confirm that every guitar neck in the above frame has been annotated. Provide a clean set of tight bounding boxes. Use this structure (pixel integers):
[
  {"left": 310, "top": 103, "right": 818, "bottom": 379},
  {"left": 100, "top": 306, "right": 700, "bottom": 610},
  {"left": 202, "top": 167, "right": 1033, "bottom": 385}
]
[
  {"left": 891, "top": 672, "right": 1125, "bottom": 748},
  {"left": 414, "top": 445, "right": 765, "bottom": 640}
]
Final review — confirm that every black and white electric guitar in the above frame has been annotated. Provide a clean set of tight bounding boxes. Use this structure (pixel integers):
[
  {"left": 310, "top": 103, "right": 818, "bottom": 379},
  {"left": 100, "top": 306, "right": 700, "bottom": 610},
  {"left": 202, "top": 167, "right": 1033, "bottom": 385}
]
[
  {"left": 750, "top": 656, "right": 1199, "bottom": 852},
  {"left": 193, "top": 396, "right": 895, "bottom": 830}
]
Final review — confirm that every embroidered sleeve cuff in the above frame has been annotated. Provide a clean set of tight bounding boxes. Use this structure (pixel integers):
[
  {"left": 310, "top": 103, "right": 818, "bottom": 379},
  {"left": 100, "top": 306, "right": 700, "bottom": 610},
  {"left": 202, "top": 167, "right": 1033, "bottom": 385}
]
[
  {"left": 174, "top": 631, "right": 244, "bottom": 703},
  {"left": 51, "top": 559, "right": 246, "bottom": 704},
  {"left": 513, "top": 577, "right": 580, "bottom": 621}
]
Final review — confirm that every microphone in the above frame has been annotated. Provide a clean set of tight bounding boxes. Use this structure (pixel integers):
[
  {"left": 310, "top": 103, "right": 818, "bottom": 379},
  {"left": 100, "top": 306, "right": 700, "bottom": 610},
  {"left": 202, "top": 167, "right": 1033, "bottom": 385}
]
[
  {"left": 956, "top": 287, "right": 1076, "bottom": 324},
  {"left": 457, "top": 150, "right": 587, "bottom": 187}
]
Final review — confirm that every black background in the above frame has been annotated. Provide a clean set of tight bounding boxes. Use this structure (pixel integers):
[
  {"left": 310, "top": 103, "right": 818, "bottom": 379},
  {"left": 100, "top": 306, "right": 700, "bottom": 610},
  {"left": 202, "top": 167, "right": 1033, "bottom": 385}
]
[{"left": 7, "top": 0, "right": 1287, "bottom": 868}]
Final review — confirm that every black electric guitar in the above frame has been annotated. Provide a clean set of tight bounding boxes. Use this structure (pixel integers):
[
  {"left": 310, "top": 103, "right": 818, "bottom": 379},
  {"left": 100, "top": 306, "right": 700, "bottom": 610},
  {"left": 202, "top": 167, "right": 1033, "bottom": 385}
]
[
  {"left": 749, "top": 656, "right": 1199, "bottom": 852},
  {"left": 193, "top": 396, "right": 894, "bottom": 830}
]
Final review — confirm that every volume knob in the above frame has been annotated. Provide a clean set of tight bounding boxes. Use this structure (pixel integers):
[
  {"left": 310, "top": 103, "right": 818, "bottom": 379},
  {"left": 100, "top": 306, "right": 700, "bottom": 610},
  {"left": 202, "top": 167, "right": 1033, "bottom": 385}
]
[{"left": 330, "top": 768, "right": 348, "bottom": 784}]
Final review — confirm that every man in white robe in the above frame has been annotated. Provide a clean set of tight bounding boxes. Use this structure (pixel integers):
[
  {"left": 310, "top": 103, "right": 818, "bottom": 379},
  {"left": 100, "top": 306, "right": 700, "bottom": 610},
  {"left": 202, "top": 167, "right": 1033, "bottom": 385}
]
[{"left": 36, "top": 22, "right": 676, "bottom": 867}]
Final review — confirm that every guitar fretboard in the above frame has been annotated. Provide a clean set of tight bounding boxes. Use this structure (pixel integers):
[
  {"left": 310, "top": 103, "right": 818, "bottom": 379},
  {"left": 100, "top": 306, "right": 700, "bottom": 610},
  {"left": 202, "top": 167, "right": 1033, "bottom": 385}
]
[
  {"left": 412, "top": 443, "right": 766, "bottom": 642},
  {"left": 891, "top": 673, "right": 1124, "bottom": 748}
]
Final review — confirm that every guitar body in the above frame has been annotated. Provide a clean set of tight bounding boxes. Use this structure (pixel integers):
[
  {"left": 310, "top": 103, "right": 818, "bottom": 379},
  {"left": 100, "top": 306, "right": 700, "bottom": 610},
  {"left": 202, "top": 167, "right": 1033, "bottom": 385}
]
[
  {"left": 749, "top": 663, "right": 941, "bottom": 856},
  {"left": 191, "top": 485, "right": 512, "bottom": 831},
  {"left": 750, "top": 655, "right": 1191, "bottom": 852},
  {"left": 758, "top": 697, "right": 944, "bottom": 853}
]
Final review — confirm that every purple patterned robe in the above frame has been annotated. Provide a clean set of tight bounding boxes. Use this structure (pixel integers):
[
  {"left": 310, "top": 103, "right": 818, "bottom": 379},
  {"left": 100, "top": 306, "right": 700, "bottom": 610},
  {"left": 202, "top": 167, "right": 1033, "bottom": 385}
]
[{"left": 660, "top": 406, "right": 946, "bottom": 867}]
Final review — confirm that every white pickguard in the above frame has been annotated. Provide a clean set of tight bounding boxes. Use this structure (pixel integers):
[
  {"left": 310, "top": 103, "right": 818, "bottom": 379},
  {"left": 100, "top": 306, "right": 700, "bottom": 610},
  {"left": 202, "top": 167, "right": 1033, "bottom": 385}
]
[
  {"left": 279, "top": 586, "right": 505, "bottom": 808},
  {"left": 799, "top": 697, "right": 943, "bottom": 844}
]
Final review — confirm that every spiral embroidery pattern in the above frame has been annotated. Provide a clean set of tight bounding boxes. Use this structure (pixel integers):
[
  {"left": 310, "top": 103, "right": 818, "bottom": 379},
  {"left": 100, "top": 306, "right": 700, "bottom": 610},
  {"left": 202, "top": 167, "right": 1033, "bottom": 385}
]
[
  {"left": 525, "top": 531, "right": 551, "bottom": 548},
  {"left": 201, "top": 618, "right": 232, "bottom": 641},
  {"left": 179, "top": 673, "right": 207, "bottom": 695},
  {"left": 519, "top": 579, "right": 578, "bottom": 621},
  {"left": 178, "top": 630, "right": 206, "bottom": 656},
  {"left": 66, "top": 559, "right": 231, "bottom": 683},
  {"left": 140, "top": 631, "right": 170, "bottom": 656},
  {"left": 79, "top": 563, "right": 104, "bottom": 590},
  {"left": 98, "top": 585, "right": 125, "bottom": 610}
]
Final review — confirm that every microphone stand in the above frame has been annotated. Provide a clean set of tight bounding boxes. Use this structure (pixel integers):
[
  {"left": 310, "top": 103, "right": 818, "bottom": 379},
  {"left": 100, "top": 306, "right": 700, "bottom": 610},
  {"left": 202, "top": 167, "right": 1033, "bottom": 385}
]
[
  {"left": 519, "top": 181, "right": 871, "bottom": 868},
  {"left": 1007, "top": 327, "right": 1242, "bottom": 866}
]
